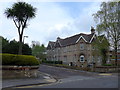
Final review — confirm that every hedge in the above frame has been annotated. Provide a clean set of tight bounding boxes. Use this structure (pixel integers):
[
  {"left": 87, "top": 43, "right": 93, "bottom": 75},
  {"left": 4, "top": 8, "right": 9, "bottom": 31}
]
[
  {"left": 1, "top": 53, "right": 39, "bottom": 66},
  {"left": 102, "top": 64, "right": 113, "bottom": 66}
]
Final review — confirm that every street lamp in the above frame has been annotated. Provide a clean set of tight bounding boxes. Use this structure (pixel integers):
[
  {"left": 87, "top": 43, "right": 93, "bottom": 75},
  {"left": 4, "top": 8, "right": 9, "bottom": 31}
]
[{"left": 23, "top": 36, "right": 28, "bottom": 43}]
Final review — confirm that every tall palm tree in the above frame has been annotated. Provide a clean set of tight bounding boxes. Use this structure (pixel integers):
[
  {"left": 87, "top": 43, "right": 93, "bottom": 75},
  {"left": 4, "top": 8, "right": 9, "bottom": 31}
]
[{"left": 4, "top": 2, "right": 36, "bottom": 55}]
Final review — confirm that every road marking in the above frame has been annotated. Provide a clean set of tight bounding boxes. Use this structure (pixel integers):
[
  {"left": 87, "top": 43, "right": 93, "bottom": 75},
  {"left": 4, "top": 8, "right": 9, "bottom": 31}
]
[
  {"left": 45, "top": 79, "right": 56, "bottom": 82},
  {"left": 15, "top": 83, "right": 49, "bottom": 88},
  {"left": 99, "top": 73, "right": 112, "bottom": 76},
  {"left": 43, "top": 76, "right": 50, "bottom": 79},
  {"left": 16, "top": 85, "right": 37, "bottom": 88}
]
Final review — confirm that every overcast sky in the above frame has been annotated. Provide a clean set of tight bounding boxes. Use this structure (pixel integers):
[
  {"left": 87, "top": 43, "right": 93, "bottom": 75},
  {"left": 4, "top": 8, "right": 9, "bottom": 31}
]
[{"left": 0, "top": 0, "right": 103, "bottom": 46}]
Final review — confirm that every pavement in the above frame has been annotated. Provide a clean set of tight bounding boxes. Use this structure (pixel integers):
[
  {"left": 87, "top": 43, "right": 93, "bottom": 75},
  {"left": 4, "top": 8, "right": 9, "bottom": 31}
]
[{"left": 2, "top": 71, "right": 57, "bottom": 89}]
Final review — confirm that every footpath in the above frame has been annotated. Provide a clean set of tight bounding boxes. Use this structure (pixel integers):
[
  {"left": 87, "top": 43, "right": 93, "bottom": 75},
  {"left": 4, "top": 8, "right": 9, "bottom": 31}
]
[{"left": 2, "top": 72, "right": 57, "bottom": 89}]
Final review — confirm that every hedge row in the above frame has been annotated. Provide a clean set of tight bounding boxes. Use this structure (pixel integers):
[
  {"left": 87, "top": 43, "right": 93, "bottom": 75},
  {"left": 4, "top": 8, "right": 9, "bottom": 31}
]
[
  {"left": 102, "top": 64, "right": 113, "bottom": 66},
  {"left": 1, "top": 53, "right": 39, "bottom": 66},
  {"left": 42, "top": 60, "right": 62, "bottom": 64}
]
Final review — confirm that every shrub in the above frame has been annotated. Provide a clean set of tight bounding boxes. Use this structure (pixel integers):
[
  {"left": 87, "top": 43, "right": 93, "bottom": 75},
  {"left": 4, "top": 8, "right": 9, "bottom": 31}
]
[
  {"left": 102, "top": 64, "right": 112, "bottom": 66},
  {"left": 1, "top": 53, "right": 39, "bottom": 66}
]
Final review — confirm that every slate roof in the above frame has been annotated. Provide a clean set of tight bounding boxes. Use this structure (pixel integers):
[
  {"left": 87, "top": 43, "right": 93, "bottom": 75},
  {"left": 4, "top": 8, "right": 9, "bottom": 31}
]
[
  {"left": 60, "top": 33, "right": 94, "bottom": 46},
  {"left": 47, "top": 41, "right": 55, "bottom": 49},
  {"left": 47, "top": 33, "right": 95, "bottom": 49}
]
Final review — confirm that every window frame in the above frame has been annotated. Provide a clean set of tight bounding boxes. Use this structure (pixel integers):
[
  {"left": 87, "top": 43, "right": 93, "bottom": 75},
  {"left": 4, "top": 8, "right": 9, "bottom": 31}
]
[
  {"left": 80, "top": 43, "right": 84, "bottom": 50},
  {"left": 80, "top": 55, "right": 85, "bottom": 62}
]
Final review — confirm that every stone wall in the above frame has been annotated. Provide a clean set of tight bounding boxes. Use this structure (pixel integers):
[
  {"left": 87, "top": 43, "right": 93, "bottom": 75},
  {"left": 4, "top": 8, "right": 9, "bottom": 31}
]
[
  {"left": 46, "top": 37, "right": 102, "bottom": 67},
  {"left": 93, "top": 66, "right": 120, "bottom": 73},
  {"left": 2, "top": 66, "right": 39, "bottom": 79}
]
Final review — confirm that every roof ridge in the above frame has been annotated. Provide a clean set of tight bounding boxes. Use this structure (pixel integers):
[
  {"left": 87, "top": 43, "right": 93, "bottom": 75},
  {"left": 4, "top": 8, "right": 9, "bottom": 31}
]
[
  {"left": 47, "top": 32, "right": 95, "bottom": 48},
  {"left": 61, "top": 33, "right": 92, "bottom": 40},
  {"left": 49, "top": 41, "right": 55, "bottom": 43}
]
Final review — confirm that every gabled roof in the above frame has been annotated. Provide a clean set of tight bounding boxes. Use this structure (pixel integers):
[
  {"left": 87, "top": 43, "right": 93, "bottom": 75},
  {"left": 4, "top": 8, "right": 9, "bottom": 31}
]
[
  {"left": 55, "top": 40, "right": 61, "bottom": 48},
  {"left": 59, "top": 34, "right": 80, "bottom": 46},
  {"left": 47, "top": 41, "right": 55, "bottom": 49},
  {"left": 76, "top": 33, "right": 94, "bottom": 43},
  {"left": 58, "top": 33, "right": 95, "bottom": 47},
  {"left": 47, "top": 33, "right": 95, "bottom": 49},
  {"left": 97, "top": 35, "right": 105, "bottom": 43}
]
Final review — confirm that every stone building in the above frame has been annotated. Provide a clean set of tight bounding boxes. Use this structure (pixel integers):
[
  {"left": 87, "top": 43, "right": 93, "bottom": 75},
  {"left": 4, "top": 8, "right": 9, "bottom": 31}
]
[{"left": 46, "top": 27, "right": 102, "bottom": 67}]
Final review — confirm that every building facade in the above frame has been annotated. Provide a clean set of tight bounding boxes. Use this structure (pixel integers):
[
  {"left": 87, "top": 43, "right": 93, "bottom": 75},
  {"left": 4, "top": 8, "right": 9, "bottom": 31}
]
[{"left": 46, "top": 27, "right": 102, "bottom": 67}]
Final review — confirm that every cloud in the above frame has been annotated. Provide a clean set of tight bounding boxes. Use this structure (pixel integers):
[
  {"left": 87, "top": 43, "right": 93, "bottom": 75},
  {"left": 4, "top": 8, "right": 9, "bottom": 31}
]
[
  {"left": 73, "top": 2, "right": 101, "bottom": 32},
  {"left": 0, "top": 0, "right": 113, "bottom": 2},
  {"left": 0, "top": 2, "right": 101, "bottom": 47},
  {"left": 44, "top": 2, "right": 101, "bottom": 44},
  {"left": 24, "top": 2, "right": 74, "bottom": 46}
]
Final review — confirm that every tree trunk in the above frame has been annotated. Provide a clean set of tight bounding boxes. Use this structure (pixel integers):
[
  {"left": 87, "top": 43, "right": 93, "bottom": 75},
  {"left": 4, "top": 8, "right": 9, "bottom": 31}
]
[
  {"left": 18, "top": 35, "right": 22, "bottom": 55},
  {"left": 115, "top": 46, "right": 117, "bottom": 66}
]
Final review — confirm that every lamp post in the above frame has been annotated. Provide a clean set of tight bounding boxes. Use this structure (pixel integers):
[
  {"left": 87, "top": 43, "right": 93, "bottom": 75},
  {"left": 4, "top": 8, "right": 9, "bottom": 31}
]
[{"left": 23, "top": 36, "right": 28, "bottom": 43}]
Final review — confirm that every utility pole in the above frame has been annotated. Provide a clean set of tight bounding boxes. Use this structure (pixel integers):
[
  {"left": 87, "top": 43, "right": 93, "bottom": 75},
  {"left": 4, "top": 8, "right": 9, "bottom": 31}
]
[{"left": 23, "top": 36, "right": 28, "bottom": 44}]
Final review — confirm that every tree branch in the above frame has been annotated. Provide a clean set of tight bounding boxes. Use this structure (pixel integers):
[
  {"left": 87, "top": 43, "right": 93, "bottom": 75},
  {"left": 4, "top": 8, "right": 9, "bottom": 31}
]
[
  {"left": 13, "top": 17, "right": 18, "bottom": 28},
  {"left": 13, "top": 17, "right": 21, "bottom": 36},
  {"left": 21, "top": 16, "right": 28, "bottom": 36}
]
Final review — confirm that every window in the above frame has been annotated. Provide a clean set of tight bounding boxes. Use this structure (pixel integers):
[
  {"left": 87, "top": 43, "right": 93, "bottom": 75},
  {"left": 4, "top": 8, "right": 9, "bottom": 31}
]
[
  {"left": 92, "top": 56, "right": 95, "bottom": 63},
  {"left": 87, "top": 46, "right": 90, "bottom": 50},
  {"left": 65, "top": 47, "right": 67, "bottom": 52},
  {"left": 69, "top": 46, "right": 72, "bottom": 52},
  {"left": 80, "top": 55, "right": 84, "bottom": 62},
  {"left": 53, "top": 49, "right": 54, "bottom": 52},
  {"left": 80, "top": 44, "right": 84, "bottom": 50},
  {"left": 92, "top": 46, "right": 95, "bottom": 50},
  {"left": 52, "top": 57, "right": 54, "bottom": 61},
  {"left": 98, "top": 56, "right": 101, "bottom": 62},
  {"left": 64, "top": 56, "right": 67, "bottom": 61},
  {"left": 63, "top": 47, "right": 66, "bottom": 52},
  {"left": 74, "top": 45, "right": 76, "bottom": 51}
]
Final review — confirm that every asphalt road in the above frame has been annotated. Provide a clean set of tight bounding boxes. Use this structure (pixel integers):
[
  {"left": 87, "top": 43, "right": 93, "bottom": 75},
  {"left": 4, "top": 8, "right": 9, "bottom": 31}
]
[
  {"left": 17, "top": 64, "right": 119, "bottom": 88},
  {"left": 38, "top": 64, "right": 99, "bottom": 79},
  {"left": 36, "top": 75, "right": 118, "bottom": 88}
]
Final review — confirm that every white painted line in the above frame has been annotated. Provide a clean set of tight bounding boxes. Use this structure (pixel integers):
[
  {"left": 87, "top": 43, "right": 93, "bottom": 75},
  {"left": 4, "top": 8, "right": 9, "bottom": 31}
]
[{"left": 43, "top": 76, "right": 50, "bottom": 79}]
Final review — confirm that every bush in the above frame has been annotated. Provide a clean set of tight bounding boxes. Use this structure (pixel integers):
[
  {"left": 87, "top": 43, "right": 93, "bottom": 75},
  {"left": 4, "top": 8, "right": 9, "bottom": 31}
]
[
  {"left": 1, "top": 53, "right": 39, "bottom": 66},
  {"left": 102, "top": 64, "right": 112, "bottom": 66}
]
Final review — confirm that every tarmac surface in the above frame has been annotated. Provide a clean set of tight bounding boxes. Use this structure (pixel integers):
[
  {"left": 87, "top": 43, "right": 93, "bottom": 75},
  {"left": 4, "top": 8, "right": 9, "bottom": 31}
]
[
  {"left": 2, "top": 71, "right": 57, "bottom": 89},
  {"left": 2, "top": 64, "right": 119, "bottom": 89}
]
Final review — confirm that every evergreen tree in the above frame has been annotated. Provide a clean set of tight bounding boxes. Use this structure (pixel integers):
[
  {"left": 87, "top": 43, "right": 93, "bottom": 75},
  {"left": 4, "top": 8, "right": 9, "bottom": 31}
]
[{"left": 4, "top": 2, "right": 36, "bottom": 55}]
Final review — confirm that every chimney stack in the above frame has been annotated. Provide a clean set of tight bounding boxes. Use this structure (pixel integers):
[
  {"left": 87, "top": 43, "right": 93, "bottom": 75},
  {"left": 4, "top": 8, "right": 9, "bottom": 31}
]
[
  {"left": 91, "top": 26, "right": 95, "bottom": 34},
  {"left": 57, "top": 37, "right": 61, "bottom": 40}
]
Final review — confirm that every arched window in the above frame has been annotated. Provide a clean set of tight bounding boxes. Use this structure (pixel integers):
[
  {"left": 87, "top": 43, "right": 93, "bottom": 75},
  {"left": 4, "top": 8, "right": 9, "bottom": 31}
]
[{"left": 80, "top": 55, "right": 84, "bottom": 62}]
